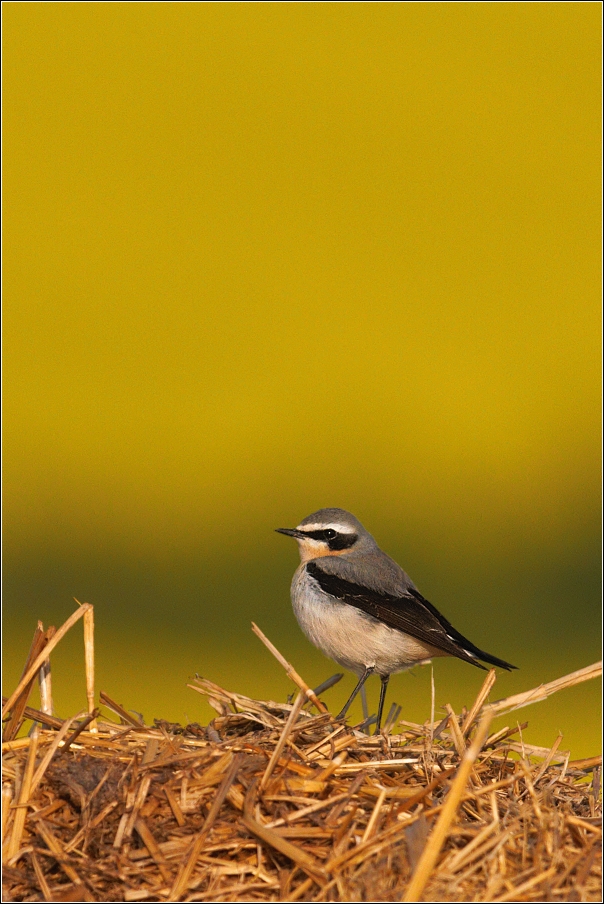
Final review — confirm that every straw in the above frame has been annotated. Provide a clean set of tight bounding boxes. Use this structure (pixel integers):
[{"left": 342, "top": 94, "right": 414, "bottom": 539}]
[
  {"left": 2, "top": 604, "right": 93, "bottom": 719},
  {"left": 402, "top": 710, "right": 494, "bottom": 902},
  {"left": 251, "top": 622, "right": 328, "bottom": 712},
  {"left": 2, "top": 607, "right": 601, "bottom": 903},
  {"left": 81, "top": 602, "right": 97, "bottom": 730},
  {"left": 487, "top": 661, "right": 602, "bottom": 716}
]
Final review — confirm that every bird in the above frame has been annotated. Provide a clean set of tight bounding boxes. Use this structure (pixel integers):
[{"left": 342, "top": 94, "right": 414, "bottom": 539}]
[{"left": 276, "top": 508, "right": 516, "bottom": 733}]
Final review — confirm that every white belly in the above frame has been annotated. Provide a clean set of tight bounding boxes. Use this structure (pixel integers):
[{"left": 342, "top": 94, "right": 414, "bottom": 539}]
[{"left": 291, "top": 566, "right": 437, "bottom": 677}]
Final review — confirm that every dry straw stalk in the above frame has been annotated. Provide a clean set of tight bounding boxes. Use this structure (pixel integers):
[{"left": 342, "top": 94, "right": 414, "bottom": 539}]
[{"left": 2, "top": 603, "right": 601, "bottom": 901}]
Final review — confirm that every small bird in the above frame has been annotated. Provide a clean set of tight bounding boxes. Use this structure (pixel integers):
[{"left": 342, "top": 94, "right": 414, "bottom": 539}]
[{"left": 277, "top": 508, "right": 516, "bottom": 732}]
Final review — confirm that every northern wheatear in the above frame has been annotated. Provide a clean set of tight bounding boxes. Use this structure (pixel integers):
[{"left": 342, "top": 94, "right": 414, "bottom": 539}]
[{"left": 277, "top": 508, "right": 516, "bottom": 732}]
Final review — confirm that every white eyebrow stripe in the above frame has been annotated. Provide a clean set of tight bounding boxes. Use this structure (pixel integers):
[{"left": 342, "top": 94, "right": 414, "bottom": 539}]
[{"left": 296, "top": 523, "right": 356, "bottom": 534}]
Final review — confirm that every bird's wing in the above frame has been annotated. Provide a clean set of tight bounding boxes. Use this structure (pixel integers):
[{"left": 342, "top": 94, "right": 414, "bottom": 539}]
[{"left": 306, "top": 561, "right": 516, "bottom": 670}]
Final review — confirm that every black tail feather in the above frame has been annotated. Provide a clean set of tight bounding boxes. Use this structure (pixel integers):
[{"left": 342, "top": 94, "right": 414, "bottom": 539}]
[{"left": 466, "top": 646, "right": 517, "bottom": 671}]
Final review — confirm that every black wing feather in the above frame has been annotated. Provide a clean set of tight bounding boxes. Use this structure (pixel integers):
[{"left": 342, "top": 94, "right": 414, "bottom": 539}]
[{"left": 306, "top": 561, "right": 516, "bottom": 671}]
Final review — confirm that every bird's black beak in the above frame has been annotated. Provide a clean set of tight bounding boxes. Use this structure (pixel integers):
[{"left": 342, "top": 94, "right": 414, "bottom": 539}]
[{"left": 275, "top": 527, "right": 305, "bottom": 539}]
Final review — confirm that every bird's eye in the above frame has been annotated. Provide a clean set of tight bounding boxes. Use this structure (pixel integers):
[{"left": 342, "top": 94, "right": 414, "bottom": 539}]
[{"left": 324, "top": 529, "right": 337, "bottom": 540}]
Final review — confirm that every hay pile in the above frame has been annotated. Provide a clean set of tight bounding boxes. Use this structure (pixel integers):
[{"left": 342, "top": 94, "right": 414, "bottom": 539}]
[{"left": 2, "top": 605, "right": 602, "bottom": 902}]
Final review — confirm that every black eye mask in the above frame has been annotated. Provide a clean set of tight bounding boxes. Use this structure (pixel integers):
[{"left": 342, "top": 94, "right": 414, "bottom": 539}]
[{"left": 302, "top": 529, "right": 358, "bottom": 551}]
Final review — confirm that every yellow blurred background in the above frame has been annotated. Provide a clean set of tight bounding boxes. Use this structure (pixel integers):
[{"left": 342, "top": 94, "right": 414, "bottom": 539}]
[{"left": 3, "top": 4, "right": 601, "bottom": 755}]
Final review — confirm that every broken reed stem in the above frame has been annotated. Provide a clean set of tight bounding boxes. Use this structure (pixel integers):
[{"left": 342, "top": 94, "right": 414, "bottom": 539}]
[
  {"left": 533, "top": 733, "right": 564, "bottom": 784},
  {"left": 361, "top": 787, "right": 387, "bottom": 843},
  {"left": 259, "top": 691, "right": 305, "bottom": 792},
  {"left": 6, "top": 725, "right": 39, "bottom": 863},
  {"left": 462, "top": 668, "right": 497, "bottom": 736},
  {"left": 251, "top": 622, "right": 328, "bottom": 713},
  {"left": 445, "top": 704, "right": 467, "bottom": 757},
  {"left": 82, "top": 603, "right": 97, "bottom": 730},
  {"left": 170, "top": 752, "right": 245, "bottom": 900},
  {"left": 38, "top": 660, "right": 52, "bottom": 716},
  {"left": 3, "top": 624, "right": 48, "bottom": 742},
  {"left": 2, "top": 701, "right": 64, "bottom": 734},
  {"left": 487, "top": 661, "right": 602, "bottom": 716},
  {"left": 38, "top": 626, "right": 56, "bottom": 718},
  {"left": 402, "top": 709, "right": 494, "bottom": 902},
  {"left": 99, "top": 691, "right": 145, "bottom": 728},
  {"left": 56, "top": 710, "right": 99, "bottom": 758},
  {"left": 2, "top": 785, "right": 13, "bottom": 846},
  {"left": 2, "top": 604, "right": 93, "bottom": 719}
]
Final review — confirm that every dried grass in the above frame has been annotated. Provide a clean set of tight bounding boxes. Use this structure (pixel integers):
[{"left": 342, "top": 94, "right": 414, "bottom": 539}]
[{"left": 2, "top": 603, "right": 601, "bottom": 902}]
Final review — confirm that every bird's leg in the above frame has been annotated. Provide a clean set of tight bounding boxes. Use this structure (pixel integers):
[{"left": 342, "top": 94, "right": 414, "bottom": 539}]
[
  {"left": 360, "top": 683, "right": 369, "bottom": 723},
  {"left": 336, "top": 667, "right": 374, "bottom": 721},
  {"left": 374, "top": 674, "right": 390, "bottom": 734}
]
